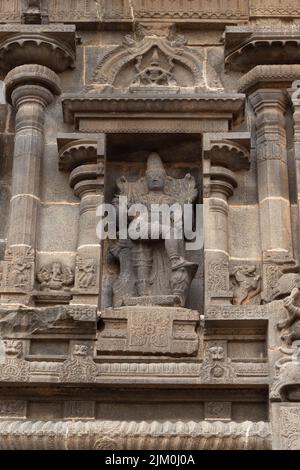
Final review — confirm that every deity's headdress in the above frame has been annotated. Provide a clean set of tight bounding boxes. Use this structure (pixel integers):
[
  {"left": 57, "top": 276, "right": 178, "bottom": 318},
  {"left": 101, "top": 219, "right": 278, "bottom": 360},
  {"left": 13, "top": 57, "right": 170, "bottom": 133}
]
[{"left": 146, "top": 152, "right": 166, "bottom": 176}]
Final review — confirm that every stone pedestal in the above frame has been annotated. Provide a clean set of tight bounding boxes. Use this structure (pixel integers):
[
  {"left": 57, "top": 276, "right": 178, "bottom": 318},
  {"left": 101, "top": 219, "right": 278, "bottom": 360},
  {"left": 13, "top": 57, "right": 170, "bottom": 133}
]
[{"left": 97, "top": 307, "right": 200, "bottom": 356}]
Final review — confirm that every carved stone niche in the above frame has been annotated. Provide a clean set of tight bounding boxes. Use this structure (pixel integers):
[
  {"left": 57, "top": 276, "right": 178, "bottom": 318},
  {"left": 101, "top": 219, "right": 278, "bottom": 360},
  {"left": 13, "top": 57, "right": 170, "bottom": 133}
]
[
  {"left": 98, "top": 143, "right": 202, "bottom": 356},
  {"left": 0, "top": 25, "right": 76, "bottom": 74},
  {"left": 225, "top": 27, "right": 300, "bottom": 72}
]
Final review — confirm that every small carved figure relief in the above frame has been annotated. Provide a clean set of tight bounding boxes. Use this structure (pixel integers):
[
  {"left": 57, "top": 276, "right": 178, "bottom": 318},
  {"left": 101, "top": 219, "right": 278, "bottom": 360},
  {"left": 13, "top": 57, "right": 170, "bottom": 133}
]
[
  {"left": 60, "top": 344, "right": 97, "bottom": 383},
  {"left": 0, "top": 340, "right": 30, "bottom": 383},
  {"left": 270, "top": 272, "right": 300, "bottom": 301},
  {"left": 37, "top": 262, "right": 74, "bottom": 291},
  {"left": 277, "top": 283, "right": 300, "bottom": 345},
  {"left": 201, "top": 345, "right": 235, "bottom": 383},
  {"left": 230, "top": 265, "right": 261, "bottom": 305},
  {"left": 3, "top": 247, "right": 35, "bottom": 290},
  {"left": 130, "top": 47, "right": 178, "bottom": 90},
  {"left": 271, "top": 282, "right": 300, "bottom": 401},
  {"left": 110, "top": 152, "right": 198, "bottom": 308},
  {"left": 77, "top": 258, "right": 97, "bottom": 289}
]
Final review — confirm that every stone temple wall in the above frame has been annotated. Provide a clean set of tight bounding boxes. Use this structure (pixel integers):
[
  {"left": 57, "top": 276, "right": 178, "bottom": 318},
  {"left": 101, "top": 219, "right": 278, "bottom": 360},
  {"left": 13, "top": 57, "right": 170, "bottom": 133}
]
[{"left": 0, "top": 0, "right": 300, "bottom": 450}]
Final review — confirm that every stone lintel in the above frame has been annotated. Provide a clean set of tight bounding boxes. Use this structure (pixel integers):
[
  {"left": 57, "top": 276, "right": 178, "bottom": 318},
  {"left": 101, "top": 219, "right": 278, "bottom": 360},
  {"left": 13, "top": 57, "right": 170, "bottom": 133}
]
[{"left": 61, "top": 93, "right": 245, "bottom": 127}]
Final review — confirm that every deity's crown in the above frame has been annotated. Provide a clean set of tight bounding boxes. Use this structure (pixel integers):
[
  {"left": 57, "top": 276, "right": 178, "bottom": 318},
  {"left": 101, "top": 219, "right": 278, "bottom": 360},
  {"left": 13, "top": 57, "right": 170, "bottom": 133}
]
[{"left": 146, "top": 152, "right": 166, "bottom": 175}]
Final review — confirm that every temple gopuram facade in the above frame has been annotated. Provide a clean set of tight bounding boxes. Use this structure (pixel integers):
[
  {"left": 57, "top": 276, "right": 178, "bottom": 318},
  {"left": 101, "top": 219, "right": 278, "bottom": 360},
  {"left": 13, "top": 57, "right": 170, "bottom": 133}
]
[{"left": 1, "top": 0, "right": 300, "bottom": 450}]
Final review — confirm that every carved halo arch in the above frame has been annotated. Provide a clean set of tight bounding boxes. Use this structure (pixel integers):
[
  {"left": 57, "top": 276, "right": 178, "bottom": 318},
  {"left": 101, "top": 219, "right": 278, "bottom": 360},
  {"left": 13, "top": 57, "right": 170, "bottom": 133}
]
[{"left": 92, "top": 35, "right": 204, "bottom": 90}]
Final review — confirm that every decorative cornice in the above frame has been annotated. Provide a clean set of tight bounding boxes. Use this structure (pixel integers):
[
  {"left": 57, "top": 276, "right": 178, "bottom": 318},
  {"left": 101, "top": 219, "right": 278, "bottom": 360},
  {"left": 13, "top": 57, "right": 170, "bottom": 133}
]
[
  {"left": 4, "top": 64, "right": 61, "bottom": 104},
  {"left": 239, "top": 65, "right": 300, "bottom": 94},
  {"left": 0, "top": 25, "right": 76, "bottom": 74},
  {"left": 0, "top": 419, "right": 271, "bottom": 450},
  {"left": 62, "top": 93, "right": 245, "bottom": 125},
  {"left": 225, "top": 28, "right": 300, "bottom": 72}
]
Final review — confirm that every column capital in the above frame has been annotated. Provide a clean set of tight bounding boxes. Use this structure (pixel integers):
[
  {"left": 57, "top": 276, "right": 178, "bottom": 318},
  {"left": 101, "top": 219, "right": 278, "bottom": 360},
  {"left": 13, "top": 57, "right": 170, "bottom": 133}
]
[
  {"left": 239, "top": 65, "right": 300, "bottom": 95},
  {"left": 70, "top": 163, "right": 104, "bottom": 199},
  {"left": 4, "top": 64, "right": 61, "bottom": 105},
  {"left": 209, "top": 166, "right": 237, "bottom": 200},
  {"left": 0, "top": 25, "right": 76, "bottom": 73}
]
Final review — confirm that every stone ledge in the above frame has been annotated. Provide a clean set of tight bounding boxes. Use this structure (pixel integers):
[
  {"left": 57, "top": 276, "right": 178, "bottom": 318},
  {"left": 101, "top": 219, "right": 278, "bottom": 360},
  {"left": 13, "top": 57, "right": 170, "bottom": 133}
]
[{"left": 0, "top": 419, "right": 271, "bottom": 450}]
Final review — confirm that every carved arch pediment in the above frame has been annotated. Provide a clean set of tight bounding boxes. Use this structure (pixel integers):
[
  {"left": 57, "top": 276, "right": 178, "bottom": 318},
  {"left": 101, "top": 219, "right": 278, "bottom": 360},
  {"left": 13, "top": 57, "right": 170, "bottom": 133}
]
[{"left": 92, "top": 25, "right": 205, "bottom": 92}]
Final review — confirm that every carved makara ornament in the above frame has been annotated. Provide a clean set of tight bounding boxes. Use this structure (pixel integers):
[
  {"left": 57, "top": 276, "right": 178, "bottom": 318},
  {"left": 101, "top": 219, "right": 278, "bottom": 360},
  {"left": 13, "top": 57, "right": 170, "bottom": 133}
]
[
  {"left": 230, "top": 265, "right": 261, "bottom": 305},
  {"left": 110, "top": 152, "right": 198, "bottom": 308},
  {"left": 37, "top": 262, "right": 74, "bottom": 291}
]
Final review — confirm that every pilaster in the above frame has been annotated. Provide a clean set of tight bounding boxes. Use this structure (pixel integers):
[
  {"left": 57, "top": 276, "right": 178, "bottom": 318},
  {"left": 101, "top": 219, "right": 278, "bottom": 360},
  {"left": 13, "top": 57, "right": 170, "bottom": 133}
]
[
  {"left": 57, "top": 135, "right": 106, "bottom": 307},
  {"left": 0, "top": 65, "right": 60, "bottom": 304}
]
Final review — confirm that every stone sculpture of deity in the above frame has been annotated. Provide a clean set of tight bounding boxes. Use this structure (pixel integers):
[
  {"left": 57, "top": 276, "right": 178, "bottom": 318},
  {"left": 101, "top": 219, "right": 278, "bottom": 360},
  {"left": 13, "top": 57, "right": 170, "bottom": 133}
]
[{"left": 110, "top": 152, "right": 198, "bottom": 308}]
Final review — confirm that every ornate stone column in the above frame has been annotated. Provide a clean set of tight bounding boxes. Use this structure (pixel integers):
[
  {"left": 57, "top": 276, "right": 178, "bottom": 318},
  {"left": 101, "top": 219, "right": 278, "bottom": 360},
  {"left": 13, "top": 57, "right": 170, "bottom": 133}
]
[
  {"left": 58, "top": 135, "right": 105, "bottom": 306},
  {"left": 240, "top": 66, "right": 300, "bottom": 302},
  {"left": 0, "top": 65, "right": 61, "bottom": 304},
  {"left": 203, "top": 134, "right": 250, "bottom": 304},
  {"left": 290, "top": 85, "right": 300, "bottom": 260}
]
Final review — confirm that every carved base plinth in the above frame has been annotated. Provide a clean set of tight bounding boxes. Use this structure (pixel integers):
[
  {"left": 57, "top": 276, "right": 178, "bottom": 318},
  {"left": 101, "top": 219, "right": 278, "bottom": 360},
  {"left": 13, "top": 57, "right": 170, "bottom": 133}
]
[
  {"left": 124, "top": 295, "right": 181, "bottom": 307},
  {"left": 97, "top": 306, "right": 200, "bottom": 356}
]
